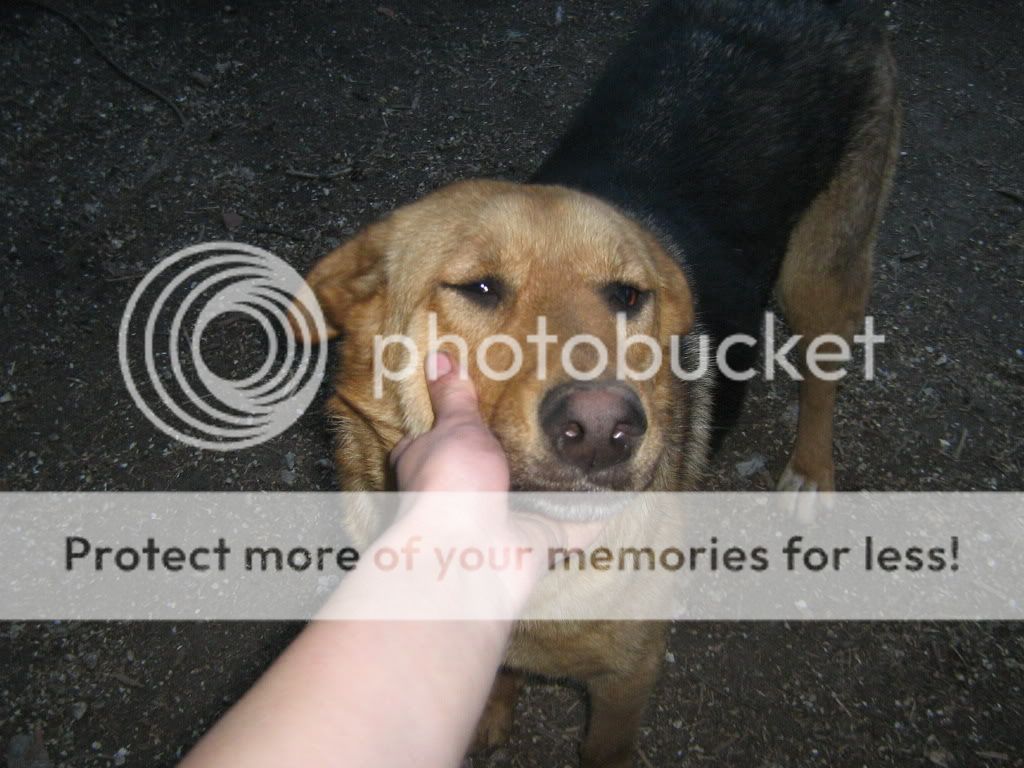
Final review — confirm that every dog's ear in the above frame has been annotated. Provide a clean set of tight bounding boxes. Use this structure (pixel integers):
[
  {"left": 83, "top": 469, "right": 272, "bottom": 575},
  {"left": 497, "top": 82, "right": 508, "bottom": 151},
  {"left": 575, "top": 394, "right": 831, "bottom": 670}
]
[{"left": 290, "top": 223, "right": 389, "bottom": 344}]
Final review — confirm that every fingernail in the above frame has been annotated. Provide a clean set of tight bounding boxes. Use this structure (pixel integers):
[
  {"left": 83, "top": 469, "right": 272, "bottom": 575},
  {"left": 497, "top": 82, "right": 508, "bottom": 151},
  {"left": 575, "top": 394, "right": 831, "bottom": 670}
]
[{"left": 426, "top": 351, "right": 452, "bottom": 381}]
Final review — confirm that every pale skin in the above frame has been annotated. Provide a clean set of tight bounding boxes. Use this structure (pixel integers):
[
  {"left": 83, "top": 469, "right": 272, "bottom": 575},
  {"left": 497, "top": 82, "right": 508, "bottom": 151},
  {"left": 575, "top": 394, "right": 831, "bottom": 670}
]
[{"left": 179, "top": 353, "right": 599, "bottom": 768}]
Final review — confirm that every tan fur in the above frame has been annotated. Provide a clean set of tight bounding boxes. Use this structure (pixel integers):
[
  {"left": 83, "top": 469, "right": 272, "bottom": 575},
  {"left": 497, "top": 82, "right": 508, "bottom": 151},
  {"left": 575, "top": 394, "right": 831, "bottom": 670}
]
[
  {"left": 301, "top": 181, "right": 700, "bottom": 533},
  {"left": 472, "top": 670, "right": 523, "bottom": 751},
  {"left": 296, "top": 181, "right": 697, "bottom": 766},
  {"left": 775, "top": 45, "right": 901, "bottom": 492},
  {"left": 295, "top": 47, "right": 899, "bottom": 763}
]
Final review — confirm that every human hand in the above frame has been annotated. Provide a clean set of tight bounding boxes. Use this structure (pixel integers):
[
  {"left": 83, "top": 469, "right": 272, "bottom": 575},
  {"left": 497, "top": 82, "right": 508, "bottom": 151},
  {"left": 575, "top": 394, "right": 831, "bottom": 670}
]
[
  {"left": 390, "top": 352, "right": 509, "bottom": 494},
  {"left": 388, "top": 354, "right": 603, "bottom": 589}
]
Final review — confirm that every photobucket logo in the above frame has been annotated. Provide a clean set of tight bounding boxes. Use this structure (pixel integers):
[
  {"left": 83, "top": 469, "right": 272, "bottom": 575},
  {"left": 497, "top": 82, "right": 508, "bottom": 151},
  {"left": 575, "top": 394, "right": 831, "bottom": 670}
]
[
  {"left": 373, "top": 313, "right": 885, "bottom": 396},
  {"left": 118, "top": 242, "right": 328, "bottom": 450}
]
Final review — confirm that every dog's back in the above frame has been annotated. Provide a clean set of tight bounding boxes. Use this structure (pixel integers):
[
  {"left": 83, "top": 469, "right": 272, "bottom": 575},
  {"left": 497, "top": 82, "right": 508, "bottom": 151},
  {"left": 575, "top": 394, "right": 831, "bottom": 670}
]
[
  {"left": 302, "top": 4, "right": 899, "bottom": 763},
  {"left": 533, "top": 0, "right": 893, "bottom": 433}
]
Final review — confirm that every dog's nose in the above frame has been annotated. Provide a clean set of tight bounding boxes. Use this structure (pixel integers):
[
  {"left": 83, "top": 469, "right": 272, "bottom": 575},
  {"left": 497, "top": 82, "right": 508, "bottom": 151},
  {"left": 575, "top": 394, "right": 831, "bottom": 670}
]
[{"left": 540, "top": 383, "right": 647, "bottom": 473}]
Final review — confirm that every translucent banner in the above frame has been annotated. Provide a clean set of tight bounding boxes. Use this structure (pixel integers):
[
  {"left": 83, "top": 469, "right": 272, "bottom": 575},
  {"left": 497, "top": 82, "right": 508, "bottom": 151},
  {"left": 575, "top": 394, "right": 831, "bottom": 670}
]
[{"left": 0, "top": 493, "right": 1020, "bottom": 620}]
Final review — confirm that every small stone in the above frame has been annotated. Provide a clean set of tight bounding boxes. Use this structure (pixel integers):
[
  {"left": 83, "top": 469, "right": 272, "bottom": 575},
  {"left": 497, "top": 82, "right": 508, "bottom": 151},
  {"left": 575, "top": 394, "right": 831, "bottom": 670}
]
[
  {"left": 926, "top": 747, "right": 952, "bottom": 767},
  {"left": 735, "top": 454, "right": 767, "bottom": 478},
  {"left": 70, "top": 702, "right": 88, "bottom": 721},
  {"left": 784, "top": 402, "right": 799, "bottom": 426},
  {"left": 113, "top": 747, "right": 129, "bottom": 766},
  {"left": 279, "top": 469, "right": 296, "bottom": 487},
  {"left": 222, "top": 210, "right": 243, "bottom": 231},
  {"left": 189, "top": 71, "right": 213, "bottom": 88},
  {"left": 6, "top": 729, "right": 52, "bottom": 768}
]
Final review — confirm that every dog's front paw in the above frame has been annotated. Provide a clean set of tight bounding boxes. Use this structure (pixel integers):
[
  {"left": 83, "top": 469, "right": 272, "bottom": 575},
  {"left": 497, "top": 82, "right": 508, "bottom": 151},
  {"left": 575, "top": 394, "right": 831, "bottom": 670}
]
[
  {"left": 470, "top": 693, "right": 515, "bottom": 753},
  {"left": 776, "top": 461, "right": 835, "bottom": 523}
]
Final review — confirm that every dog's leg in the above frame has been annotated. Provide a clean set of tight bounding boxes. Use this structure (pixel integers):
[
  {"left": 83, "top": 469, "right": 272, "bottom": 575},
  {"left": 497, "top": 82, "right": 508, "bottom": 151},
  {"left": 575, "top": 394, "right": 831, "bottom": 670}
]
[
  {"left": 579, "top": 634, "right": 664, "bottom": 768},
  {"left": 471, "top": 669, "right": 523, "bottom": 752},
  {"left": 775, "top": 49, "right": 901, "bottom": 505},
  {"left": 775, "top": 200, "right": 885, "bottom": 499}
]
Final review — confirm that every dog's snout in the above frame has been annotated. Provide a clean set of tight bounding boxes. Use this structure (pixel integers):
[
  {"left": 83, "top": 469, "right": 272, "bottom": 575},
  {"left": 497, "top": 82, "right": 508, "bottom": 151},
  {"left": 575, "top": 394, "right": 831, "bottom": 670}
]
[{"left": 540, "top": 383, "right": 647, "bottom": 474}]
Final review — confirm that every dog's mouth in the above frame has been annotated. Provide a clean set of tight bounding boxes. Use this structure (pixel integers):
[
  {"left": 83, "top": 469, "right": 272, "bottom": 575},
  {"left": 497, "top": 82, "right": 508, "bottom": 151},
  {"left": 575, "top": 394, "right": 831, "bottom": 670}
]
[
  {"left": 508, "top": 448, "right": 660, "bottom": 490},
  {"left": 509, "top": 490, "right": 640, "bottom": 522},
  {"left": 508, "top": 460, "right": 658, "bottom": 521}
]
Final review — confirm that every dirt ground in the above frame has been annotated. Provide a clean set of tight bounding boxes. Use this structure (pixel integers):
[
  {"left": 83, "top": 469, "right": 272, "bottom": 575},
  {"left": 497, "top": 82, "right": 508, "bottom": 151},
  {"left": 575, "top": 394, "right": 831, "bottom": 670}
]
[{"left": 1, "top": 0, "right": 1022, "bottom": 766}]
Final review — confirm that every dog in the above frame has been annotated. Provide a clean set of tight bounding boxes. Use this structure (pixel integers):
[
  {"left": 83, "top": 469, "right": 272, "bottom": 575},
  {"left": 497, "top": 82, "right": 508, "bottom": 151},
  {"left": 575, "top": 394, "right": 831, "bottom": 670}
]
[{"left": 294, "top": 1, "right": 899, "bottom": 765}]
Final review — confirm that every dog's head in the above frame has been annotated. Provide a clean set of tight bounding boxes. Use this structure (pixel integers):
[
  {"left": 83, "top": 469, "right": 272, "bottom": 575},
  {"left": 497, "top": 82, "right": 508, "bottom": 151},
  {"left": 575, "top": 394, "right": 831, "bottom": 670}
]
[{"left": 296, "top": 180, "right": 710, "bottom": 493}]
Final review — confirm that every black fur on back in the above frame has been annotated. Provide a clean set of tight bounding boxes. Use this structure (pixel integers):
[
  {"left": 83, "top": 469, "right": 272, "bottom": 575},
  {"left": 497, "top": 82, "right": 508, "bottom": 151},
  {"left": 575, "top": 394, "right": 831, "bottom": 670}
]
[{"left": 532, "top": 0, "right": 887, "bottom": 439}]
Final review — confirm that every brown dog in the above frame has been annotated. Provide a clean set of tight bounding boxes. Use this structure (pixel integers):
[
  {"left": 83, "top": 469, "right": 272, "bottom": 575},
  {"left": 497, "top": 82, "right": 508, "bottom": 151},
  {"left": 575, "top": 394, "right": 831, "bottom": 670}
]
[{"left": 295, "top": 1, "right": 899, "bottom": 764}]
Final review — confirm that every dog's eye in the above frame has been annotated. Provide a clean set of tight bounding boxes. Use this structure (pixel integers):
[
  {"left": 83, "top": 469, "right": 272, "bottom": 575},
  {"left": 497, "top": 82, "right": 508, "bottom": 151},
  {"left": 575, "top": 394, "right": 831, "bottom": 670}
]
[
  {"left": 445, "top": 277, "right": 505, "bottom": 308},
  {"left": 603, "top": 282, "right": 649, "bottom": 316}
]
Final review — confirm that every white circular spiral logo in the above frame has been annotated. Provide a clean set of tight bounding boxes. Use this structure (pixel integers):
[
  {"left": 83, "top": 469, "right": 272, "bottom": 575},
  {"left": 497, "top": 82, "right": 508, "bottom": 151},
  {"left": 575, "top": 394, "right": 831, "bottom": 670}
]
[{"left": 118, "top": 242, "right": 328, "bottom": 450}]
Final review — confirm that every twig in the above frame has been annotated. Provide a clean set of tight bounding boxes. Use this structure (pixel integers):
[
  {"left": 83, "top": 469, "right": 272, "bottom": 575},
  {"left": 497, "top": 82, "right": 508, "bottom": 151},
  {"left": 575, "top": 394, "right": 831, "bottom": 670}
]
[
  {"left": 17, "top": 0, "right": 187, "bottom": 127},
  {"left": 899, "top": 251, "right": 926, "bottom": 262},
  {"left": 688, "top": 672, "right": 766, "bottom": 713},
  {"left": 284, "top": 166, "right": 352, "bottom": 181},
  {"left": 108, "top": 670, "right": 144, "bottom": 688},
  {"left": 995, "top": 188, "right": 1024, "bottom": 205},
  {"left": 953, "top": 426, "right": 968, "bottom": 461},
  {"left": 254, "top": 225, "right": 309, "bottom": 242},
  {"left": 103, "top": 271, "right": 148, "bottom": 282}
]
